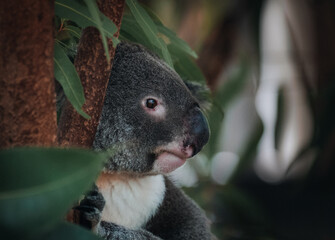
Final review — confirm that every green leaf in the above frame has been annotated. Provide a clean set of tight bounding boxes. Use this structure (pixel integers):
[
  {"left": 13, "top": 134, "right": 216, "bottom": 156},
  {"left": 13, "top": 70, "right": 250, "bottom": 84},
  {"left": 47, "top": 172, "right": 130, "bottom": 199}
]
[
  {"left": 158, "top": 25, "right": 198, "bottom": 59},
  {"left": 54, "top": 41, "right": 90, "bottom": 119},
  {"left": 121, "top": 11, "right": 196, "bottom": 61},
  {"left": 159, "top": 38, "right": 173, "bottom": 67},
  {"left": 125, "top": 0, "right": 159, "bottom": 46},
  {"left": 141, "top": 6, "right": 198, "bottom": 59},
  {"left": 63, "top": 25, "right": 82, "bottom": 39},
  {"left": 120, "top": 14, "right": 173, "bottom": 67},
  {"left": 55, "top": 0, "right": 119, "bottom": 46},
  {"left": 83, "top": 0, "right": 110, "bottom": 62},
  {"left": 168, "top": 44, "right": 206, "bottom": 84},
  {"left": 40, "top": 222, "right": 101, "bottom": 240},
  {"left": 0, "top": 147, "right": 105, "bottom": 239},
  {"left": 125, "top": 0, "right": 173, "bottom": 67},
  {"left": 120, "top": 14, "right": 152, "bottom": 47}
]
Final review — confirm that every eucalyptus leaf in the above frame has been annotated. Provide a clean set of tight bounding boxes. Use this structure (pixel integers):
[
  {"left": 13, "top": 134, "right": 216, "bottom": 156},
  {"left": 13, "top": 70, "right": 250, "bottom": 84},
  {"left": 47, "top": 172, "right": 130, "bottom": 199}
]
[
  {"left": 141, "top": 6, "right": 198, "bottom": 59},
  {"left": 54, "top": 41, "right": 90, "bottom": 119},
  {"left": 40, "top": 222, "right": 101, "bottom": 240},
  {"left": 168, "top": 44, "right": 206, "bottom": 84},
  {"left": 159, "top": 38, "right": 173, "bottom": 67},
  {"left": 121, "top": 6, "right": 196, "bottom": 68},
  {"left": 125, "top": 0, "right": 159, "bottom": 47},
  {"left": 64, "top": 25, "right": 82, "bottom": 39},
  {"left": 157, "top": 25, "right": 198, "bottom": 59},
  {"left": 120, "top": 15, "right": 152, "bottom": 47},
  {"left": 125, "top": 0, "right": 173, "bottom": 67},
  {"left": 55, "top": 0, "right": 119, "bottom": 46},
  {"left": 0, "top": 147, "right": 105, "bottom": 239},
  {"left": 83, "top": 0, "right": 110, "bottom": 62},
  {"left": 120, "top": 14, "right": 172, "bottom": 67}
]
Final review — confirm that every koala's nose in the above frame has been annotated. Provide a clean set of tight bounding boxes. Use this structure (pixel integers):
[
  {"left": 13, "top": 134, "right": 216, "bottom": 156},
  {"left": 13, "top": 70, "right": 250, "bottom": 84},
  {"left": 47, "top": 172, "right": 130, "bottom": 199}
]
[{"left": 185, "top": 107, "right": 210, "bottom": 156}]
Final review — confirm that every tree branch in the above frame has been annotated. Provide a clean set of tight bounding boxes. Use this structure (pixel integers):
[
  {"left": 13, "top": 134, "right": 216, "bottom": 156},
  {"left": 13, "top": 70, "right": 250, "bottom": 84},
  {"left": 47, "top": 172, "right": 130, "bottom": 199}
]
[{"left": 57, "top": 0, "right": 125, "bottom": 148}]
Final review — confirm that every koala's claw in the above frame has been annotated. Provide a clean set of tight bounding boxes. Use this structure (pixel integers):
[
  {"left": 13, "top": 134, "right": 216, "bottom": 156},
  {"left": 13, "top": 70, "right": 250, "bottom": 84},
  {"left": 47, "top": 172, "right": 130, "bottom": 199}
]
[{"left": 74, "top": 185, "right": 105, "bottom": 229}]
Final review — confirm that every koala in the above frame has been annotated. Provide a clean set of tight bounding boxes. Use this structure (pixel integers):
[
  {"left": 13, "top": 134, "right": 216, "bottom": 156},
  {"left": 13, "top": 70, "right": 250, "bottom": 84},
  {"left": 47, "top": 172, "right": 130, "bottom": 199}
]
[{"left": 77, "top": 42, "right": 212, "bottom": 240}]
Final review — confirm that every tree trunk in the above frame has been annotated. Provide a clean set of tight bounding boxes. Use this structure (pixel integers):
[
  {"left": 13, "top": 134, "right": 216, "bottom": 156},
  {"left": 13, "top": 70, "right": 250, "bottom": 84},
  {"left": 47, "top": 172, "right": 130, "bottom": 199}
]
[
  {"left": 57, "top": 0, "right": 125, "bottom": 148},
  {"left": 0, "top": 0, "right": 57, "bottom": 148}
]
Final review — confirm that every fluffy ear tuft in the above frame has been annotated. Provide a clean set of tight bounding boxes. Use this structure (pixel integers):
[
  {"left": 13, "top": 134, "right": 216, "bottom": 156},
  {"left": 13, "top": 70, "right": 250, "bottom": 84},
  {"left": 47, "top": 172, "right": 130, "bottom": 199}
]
[{"left": 184, "top": 81, "right": 212, "bottom": 112}]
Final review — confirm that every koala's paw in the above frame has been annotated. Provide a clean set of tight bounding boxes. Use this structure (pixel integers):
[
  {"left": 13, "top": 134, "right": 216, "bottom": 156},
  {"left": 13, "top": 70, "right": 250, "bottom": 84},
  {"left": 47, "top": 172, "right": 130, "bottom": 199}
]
[{"left": 74, "top": 185, "right": 105, "bottom": 229}]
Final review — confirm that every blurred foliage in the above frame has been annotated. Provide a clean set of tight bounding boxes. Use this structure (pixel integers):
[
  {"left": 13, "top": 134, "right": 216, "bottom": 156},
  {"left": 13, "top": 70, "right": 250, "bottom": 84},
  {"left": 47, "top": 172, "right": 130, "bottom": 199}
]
[
  {"left": 41, "top": 222, "right": 101, "bottom": 240},
  {"left": 0, "top": 148, "right": 105, "bottom": 239}
]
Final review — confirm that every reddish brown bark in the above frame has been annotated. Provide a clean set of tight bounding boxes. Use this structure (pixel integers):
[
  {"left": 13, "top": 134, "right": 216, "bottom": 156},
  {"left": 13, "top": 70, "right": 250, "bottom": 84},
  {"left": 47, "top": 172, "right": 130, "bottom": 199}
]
[
  {"left": 57, "top": 0, "right": 125, "bottom": 148},
  {"left": 0, "top": 0, "right": 57, "bottom": 148}
]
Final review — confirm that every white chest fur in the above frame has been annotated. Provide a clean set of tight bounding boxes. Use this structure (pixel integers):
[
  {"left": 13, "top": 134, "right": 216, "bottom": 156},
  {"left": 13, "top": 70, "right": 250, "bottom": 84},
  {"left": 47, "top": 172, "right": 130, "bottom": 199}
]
[{"left": 96, "top": 173, "right": 166, "bottom": 230}]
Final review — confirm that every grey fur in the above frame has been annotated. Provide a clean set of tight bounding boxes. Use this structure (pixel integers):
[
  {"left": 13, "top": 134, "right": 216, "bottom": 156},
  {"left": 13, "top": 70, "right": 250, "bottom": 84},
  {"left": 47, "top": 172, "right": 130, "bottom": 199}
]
[
  {"left": 146, "top": 177, "right": 211, "bottom": 240},
  {"left": 81, "top": 42, "right": 212, "bottom": 239}
]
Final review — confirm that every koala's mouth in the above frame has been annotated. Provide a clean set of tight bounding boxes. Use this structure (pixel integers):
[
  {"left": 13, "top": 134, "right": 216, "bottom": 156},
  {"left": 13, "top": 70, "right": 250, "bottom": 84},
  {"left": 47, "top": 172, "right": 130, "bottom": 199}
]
[{"left": 153, "top": 141, "right": 194, "bottom": 174}]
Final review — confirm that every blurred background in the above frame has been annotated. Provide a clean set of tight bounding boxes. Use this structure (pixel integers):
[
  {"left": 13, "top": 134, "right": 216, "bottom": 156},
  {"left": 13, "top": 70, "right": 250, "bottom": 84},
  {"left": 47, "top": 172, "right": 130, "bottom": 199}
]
[{"left": 142, "top": 0, "right": 335, "bottom": 239}]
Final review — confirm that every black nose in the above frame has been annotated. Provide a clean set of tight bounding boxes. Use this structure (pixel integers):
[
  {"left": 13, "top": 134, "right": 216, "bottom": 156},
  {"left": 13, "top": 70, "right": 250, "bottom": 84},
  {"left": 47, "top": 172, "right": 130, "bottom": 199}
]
[{"left": 185, "top": 107, "right": 210, "bottom": 156}]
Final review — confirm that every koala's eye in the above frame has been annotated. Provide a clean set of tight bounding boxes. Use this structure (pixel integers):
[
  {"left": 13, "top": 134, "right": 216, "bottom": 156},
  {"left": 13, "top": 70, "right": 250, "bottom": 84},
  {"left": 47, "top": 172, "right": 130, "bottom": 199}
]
[
  {"left": 146, "top": 98, "right": 158, "bottom": 109},
  {"left": 141, "top": 96, "right": 166, "bottom": 120}
]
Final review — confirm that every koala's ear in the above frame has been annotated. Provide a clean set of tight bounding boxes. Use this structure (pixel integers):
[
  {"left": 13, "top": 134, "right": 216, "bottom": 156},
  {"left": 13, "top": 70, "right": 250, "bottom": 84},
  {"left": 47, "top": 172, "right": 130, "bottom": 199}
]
[{"left": 185, "top": 81, "right": 212, "bottom": 111}]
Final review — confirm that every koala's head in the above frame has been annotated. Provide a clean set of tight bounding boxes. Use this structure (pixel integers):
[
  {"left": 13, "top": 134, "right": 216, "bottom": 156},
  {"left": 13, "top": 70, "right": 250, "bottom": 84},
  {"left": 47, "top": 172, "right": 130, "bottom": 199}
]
[{"left": 93, "top": 42, "right": 209, "bottom": 175}]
